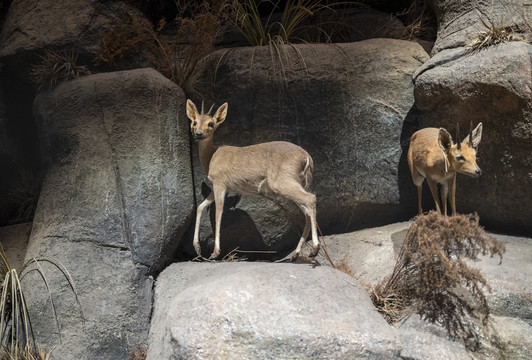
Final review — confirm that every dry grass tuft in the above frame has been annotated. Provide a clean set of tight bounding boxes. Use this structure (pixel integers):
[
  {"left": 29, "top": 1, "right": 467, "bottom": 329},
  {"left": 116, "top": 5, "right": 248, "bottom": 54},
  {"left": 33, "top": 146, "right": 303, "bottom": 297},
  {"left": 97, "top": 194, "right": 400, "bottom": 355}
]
[
  {"left": 468, "top": 17, "right": 529, "bottom": 52},
  {"left": 221, "top": 248, "right": 248, "bottom": 262},
  {"left": 371, "top": 212, "right": 505, "bottom": 346},
  {"left": 95, "top": 2, "right": 228, "bottom": 98},
  {"left": 30, "top": 50, "right": 90, "bottom": 90},
  {"left": 0, "top": 242, "right": 84, "bottom": 358},
  {"left": 399, "top": 0, "right": 436, "bottom": 41},
  {"left": 127, "top": 344, "right": 147, "bottom": 360},
  {"left": 0, "top": 344, "right": 54, "bottom": 360}
]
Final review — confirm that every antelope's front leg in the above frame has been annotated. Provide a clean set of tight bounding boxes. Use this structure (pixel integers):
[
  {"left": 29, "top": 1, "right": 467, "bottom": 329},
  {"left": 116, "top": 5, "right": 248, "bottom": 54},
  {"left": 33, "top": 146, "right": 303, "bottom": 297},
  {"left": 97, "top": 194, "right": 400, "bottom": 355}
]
[
  {"left": 449, "top": 174, "right": 457, "bottom": 216},
  {"left": 210, "top": 184, "right": 226, "bottom": 259}
]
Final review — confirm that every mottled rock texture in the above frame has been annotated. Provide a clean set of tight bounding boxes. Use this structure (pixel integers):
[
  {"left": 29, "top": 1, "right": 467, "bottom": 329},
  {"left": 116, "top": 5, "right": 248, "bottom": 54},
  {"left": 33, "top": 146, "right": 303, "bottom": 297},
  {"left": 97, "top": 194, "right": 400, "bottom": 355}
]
[
  {"left": 428, "top": 0, "right": 532, "bottom": 55},
  {"left": 24, "top": 68, "right": 193, "bottom": 360},
  {"left": 148, "top": 262, "right": 401, "bottom": 360}
]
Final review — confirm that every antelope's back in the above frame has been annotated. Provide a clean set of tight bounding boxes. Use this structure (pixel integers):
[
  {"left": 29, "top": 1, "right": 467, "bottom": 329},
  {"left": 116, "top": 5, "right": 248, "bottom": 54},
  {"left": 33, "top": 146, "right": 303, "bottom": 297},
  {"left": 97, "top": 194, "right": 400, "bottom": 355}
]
[
  {"left": 208, "top": 141, "right": 313, "bottom": 193},
  {"left": 408, "top": 128, "right": 444, "bottom": 173}
]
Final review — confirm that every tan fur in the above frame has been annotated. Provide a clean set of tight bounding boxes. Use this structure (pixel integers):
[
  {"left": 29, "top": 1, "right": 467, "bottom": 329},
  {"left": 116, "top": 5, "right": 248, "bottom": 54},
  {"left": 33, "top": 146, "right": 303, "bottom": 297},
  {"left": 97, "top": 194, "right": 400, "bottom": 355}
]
[
  {"left": 407, "top": 123, "right": 482, "bottom": 216},
  {"left": 186, "top": 99, "right": 319, "bottom": 260}
]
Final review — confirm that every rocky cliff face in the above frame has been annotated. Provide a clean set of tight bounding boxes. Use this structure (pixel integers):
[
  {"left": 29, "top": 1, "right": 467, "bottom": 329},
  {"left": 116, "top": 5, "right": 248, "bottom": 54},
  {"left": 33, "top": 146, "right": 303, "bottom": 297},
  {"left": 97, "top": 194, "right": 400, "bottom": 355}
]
[
  {"left": 0, "top": 0, "right": 531, "bottom": 359},
  {"left": 25, "top": 68, "right": 193, "bottom": 360}
]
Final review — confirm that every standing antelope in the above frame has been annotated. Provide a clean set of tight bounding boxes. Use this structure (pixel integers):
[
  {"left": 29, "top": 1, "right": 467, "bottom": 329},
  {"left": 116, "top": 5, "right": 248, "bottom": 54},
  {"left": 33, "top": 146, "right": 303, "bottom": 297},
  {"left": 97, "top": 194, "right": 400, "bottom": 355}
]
[
  {"left": 186, "top": 99, "right": 320, "bottom": 260},
  {"left": 407, "top": 122, "right": 483, "bottom": 216}
]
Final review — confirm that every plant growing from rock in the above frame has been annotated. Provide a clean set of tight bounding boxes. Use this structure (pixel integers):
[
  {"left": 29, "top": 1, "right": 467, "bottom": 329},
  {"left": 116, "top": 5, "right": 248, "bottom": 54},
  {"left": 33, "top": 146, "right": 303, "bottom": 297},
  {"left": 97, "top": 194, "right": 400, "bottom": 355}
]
[
  {"left": 0, "top": 243, "right": 82, "bottom": 359},
  {"left": 371, "top": 212, "right": 505, "bottom": 347},
  {"left": 29, "top": 50, "right": 90, "bottom": 90},
  {"left": 127, "top": 344, "right": 147, "bottom": 360},
  {"left": 467, "top": 15, "right": 529, "bottom": 52},
  {"left": 227, "top": 0, "right": 348, "bottom": 45},
  {"left": 0, "top": 344, "right": 53, "bottom": 360},
  {"left": 221, "top": 0, "right": 356, "bottom": 86},
  {"left": 396, "top": 0, "right": 436, "bottom": 41},
  {"left": 95, "top": 1, "right": 228, "bottom": 98}
]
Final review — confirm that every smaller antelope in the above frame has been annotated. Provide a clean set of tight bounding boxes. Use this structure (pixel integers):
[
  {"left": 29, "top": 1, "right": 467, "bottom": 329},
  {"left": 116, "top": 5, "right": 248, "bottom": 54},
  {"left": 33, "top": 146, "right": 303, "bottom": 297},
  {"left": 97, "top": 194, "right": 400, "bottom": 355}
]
[
  {"left": 186, "top": 99, "right": 319, "bottom": 260},
  {"left": 407, "top": 122, "right": 483, "bottom": 216}
]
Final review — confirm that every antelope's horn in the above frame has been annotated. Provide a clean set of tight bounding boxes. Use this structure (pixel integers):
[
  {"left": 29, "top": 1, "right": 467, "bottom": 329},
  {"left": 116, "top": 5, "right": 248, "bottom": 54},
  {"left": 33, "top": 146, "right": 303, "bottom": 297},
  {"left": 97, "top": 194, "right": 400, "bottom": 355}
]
[
  {"left": 201, "top": 101, "right": 205, "bottom": 115},
  {"left": 469, "top": 121, "right": 473, "bottom": 147},
  {"left": 208, "top": 103, "right": 215, "bottom": 115},
  {"left": 456, "top": 123, "right": 461, "bottom": 150}
]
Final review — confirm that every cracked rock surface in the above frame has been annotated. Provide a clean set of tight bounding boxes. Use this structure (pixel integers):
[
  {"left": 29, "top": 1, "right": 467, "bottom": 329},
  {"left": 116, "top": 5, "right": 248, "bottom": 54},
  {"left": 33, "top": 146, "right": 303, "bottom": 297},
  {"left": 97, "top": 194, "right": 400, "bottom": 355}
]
[{"left": 24, "top": 68, "right": 193, "bottom": 360}]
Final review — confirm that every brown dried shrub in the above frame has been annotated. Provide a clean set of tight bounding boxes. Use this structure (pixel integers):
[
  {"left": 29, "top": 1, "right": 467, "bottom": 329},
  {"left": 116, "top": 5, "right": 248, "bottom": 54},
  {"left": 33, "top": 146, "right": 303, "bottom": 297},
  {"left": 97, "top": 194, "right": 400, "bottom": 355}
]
[
  {"left": 127, "top": 344, "right": 147, "bottom": 360},
  {"left": 30, "top": 50, "right": 91, "bottom": 90},
  {"left": 371, "top": 211, "right": 505, "bottom": 346},
  {"left": 95, "top": 1, "right": 228, "bottom": 97},
  {"left": 0, "top": 344, "right": 54, "bottom": 360}
]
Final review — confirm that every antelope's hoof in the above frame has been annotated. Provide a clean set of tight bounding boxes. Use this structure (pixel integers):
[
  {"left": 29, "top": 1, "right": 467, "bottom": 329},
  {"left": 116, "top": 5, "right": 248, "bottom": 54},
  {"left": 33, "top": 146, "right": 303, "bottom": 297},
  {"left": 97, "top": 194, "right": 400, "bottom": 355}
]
[
  {"left": 291, "top": 252, "right": 300, "bottom": 262},
  {"left": 194, "top": 246, "right": 202, "bottom": 257},
  {"left": 309, "top": 245, "right": 320, "bottom": 258},
  {"left": 209, "top": 250, "right": 220, "bottom": 260}
]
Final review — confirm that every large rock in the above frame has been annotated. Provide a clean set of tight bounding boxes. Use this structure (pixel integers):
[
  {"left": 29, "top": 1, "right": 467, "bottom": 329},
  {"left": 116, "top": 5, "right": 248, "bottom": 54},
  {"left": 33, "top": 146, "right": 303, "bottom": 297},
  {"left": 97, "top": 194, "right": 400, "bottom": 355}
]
[
  {"left": 149, "top": 221, "right": 532, "bottom": 359},
  {"left": 147, "top": 262, "right": 401, "bottom": 359},
  {"left": 395, "top": 315, "right": 475, "bottom": 360},
  {"left": 24, "top": 68, "right": 193, "bottom": 360},
  {"left": 185, "top": 39, "right": 429, "bottom": 259},
  {"left": 413, "top": 41, "right": 532, "bottom": 235},
  {"left": 0, "top": 0, "right": 139, "bottom": 60},
  {"left": 316, "top": 222, "right": 408, "bottom": 287},
  {"left": 428, "top": 0, "right": 532, "bottom": 55}
]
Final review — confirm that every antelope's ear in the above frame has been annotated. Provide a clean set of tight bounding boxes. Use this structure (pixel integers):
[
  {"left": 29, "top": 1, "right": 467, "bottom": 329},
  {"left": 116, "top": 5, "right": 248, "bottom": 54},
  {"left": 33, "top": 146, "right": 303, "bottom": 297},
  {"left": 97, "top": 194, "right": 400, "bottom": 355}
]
[
  {"left": 186, "top": 99, "right": 199, "bottom": 121},
  {"left": 438, "top": 128, "right": 453, "bottom": 150},
  {"left": 213, "top": 102, "right": 228, "bottom": 126},
  {"left": 464, "top": 123, "right": 483, "bottom": 148}
]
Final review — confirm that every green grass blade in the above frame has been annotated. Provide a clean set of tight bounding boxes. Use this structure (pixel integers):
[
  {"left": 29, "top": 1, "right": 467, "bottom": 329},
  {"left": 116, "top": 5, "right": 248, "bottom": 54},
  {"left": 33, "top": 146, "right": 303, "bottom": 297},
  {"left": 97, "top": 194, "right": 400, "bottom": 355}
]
[
  {"left": 20, "top": 262, "right": 62, "bottom": 344},
  {"left": 22, "top": 258, "right": 85, "bottom": 324}
]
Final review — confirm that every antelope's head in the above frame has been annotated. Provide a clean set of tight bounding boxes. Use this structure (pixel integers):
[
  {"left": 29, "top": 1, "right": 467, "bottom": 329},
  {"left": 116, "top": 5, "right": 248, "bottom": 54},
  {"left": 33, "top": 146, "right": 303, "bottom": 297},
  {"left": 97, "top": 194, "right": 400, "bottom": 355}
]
[
  {"left": 186, "top": 99, "right": 228, "bottom": 141},
  {"left": 438, "top": 122, "right": 483, "bottom": 178}
]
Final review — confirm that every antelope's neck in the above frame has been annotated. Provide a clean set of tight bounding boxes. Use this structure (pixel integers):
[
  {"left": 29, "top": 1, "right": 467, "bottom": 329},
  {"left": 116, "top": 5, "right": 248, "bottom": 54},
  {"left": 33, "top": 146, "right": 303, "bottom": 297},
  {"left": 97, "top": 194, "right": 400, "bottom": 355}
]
[{"left": 198, "top": 137, "right": 217, "bottom": 175}]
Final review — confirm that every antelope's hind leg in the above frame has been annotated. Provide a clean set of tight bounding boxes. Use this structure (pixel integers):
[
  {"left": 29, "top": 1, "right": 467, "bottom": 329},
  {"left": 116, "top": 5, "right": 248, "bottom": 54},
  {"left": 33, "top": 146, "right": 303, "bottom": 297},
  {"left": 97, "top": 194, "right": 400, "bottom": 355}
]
[
  {"left": 193, "top": 192, "right": 214, "bottom": 257},
  {"left": 290, "top": 184, "right": 320, "bottom": 258},
  {"left": 292, "top": 215, "right": 311, "bottom": 261}
]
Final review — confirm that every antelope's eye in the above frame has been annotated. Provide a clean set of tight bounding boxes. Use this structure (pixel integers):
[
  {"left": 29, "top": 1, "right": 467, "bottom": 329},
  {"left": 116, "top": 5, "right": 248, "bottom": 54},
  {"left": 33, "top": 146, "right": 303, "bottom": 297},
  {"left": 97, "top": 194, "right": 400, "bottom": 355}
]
[
  {"left": 193, "top": 121, "right": 197, "bottom": 127},
  {"left": 208, "top": 122, "right": 214, "bottom": 128},
  {"left": 456, "top": 155, "right": 465, "bottom": 162}
]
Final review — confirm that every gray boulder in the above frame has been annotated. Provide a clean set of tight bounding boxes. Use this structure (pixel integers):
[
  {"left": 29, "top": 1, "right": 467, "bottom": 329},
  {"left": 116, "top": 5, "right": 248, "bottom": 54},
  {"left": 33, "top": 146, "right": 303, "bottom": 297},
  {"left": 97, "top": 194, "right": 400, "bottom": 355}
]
[
  {"left": 147, "top": 262, "right": 401, "bottom": 360},
  {"left": 316, "top": 222, "right": 408, "bottom": 287},
  {"left": 413, "top": 41, "right": 532, "bottom": 235},
  {"left": 24, "top": 68, "right": 193, "bottom": 360},
  {"left": 0, "top": 0, "right": 139, "bottom": 60},
  {"left": 428, "top": 0, "right": 532, "bottom": 55},
  {"left": 186, "top": 39, "right": 429, "bottom": 259},
  {"left": 395, "top": 315, "right": 475, "bottom": 360},
  {"left": 148, "top": 222, "right": 532, "bottom": 359}
]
